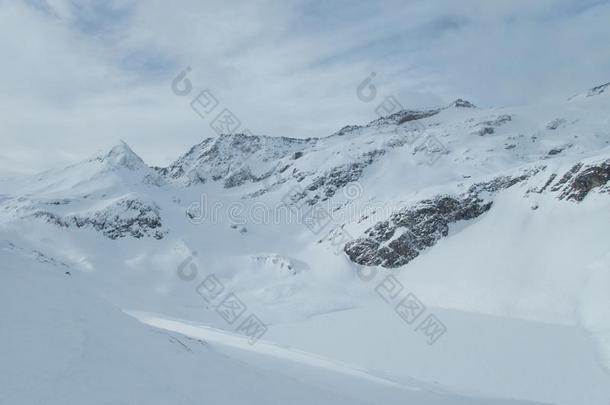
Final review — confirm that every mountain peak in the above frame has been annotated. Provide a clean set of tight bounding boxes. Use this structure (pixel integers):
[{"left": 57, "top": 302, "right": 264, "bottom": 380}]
[
  {"left": 100, "top": 140, "right": 146, "bottom": 170},
  {"left": 449, "top": 98, "right": 476, "bottom": 108}
]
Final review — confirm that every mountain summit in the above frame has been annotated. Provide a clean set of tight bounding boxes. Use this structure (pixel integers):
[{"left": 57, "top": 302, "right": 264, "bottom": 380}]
[{"left": 99, "top": 140, "right": 146, "bottom": 171}]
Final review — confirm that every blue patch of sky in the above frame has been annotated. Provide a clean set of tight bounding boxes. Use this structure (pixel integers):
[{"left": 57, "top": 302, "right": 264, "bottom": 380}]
[
  {"left": 299, "top": 12, "right": 469, "bottom": 72},
  {"left": 119, "top": 49, "right": 178, "bottom": 80}
]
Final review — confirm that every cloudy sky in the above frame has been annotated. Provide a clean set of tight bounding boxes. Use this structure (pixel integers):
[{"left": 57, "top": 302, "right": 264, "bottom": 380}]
[{"left": 1, "top": 0, "right": 609, "bottom": 176}]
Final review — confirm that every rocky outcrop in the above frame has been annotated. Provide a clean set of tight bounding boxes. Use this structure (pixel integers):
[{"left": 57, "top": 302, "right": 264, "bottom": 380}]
[
  {"left": 31, "top": 198, "right": 166, "bottom": 240},
  {"left": 558, "top": 160, "right": 610, "bottom": 201},
  {"left": 332, "top": 125, "right": 363, "bottom": 137},
  {"left": 587, "top": 82, "right": 610, "bottom": 97},
  {"left": 471, "top": 114, "right": 512, "bottom": 136},
  {"left": 297, "top": 150, "right": 384, "bottom": 205},
  {"left": 161, "top": 133, "right": 310, "bottom": 187},
  {"left": 551, "top": 163, "right": 583, "bottom": 192},
  {"left": 344, "top": 174, "right": 531, "bottom": 268},
  {"left": 547, "top": 144, "right": 572, "bottom": 156},
  {"left": 451, "top": 99, "right": 476, "bottom": 108},
  {"left": 369, "top": 109, "right": 439, "bottom": 127},
  {"left": 345, "top": 195, "right": 491, "bottom": 267}
]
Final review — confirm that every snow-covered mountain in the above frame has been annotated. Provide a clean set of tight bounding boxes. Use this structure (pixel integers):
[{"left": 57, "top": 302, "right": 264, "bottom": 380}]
[{"left": 2, "top": 82, "right": 610, "bottom": 405}]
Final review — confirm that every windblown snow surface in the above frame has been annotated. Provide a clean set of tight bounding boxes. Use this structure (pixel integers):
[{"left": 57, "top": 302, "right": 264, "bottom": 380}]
[{"left": 2, "top": 83, "right": 610, "bottom": 404}]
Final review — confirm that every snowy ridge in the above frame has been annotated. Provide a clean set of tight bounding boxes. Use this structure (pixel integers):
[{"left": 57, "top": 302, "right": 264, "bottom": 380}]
[{"left": 2, "top": 81, "right": 610, "bottom": 405}]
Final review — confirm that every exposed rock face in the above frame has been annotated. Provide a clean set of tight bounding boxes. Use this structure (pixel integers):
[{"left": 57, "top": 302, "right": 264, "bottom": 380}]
[
  {"left": 300, "top": 150, "right": 384, "bottom": 204},
  {"left": 551, "top": 163, "right": 583, "bottom": 192},
  {"left": 471, "top": 114, "right": 512, "bottom": 136},
  {"left": 587, "top": 82, "right": 610, "bottom": 97},
  {"left": 559, "top": 160, "right": 610, "bottom": 201},
  {"left": 473, "top": 126, "right": 495, "bottom": 136},
  {"left": 158, "top": 102, "right": 452, "bottom": 195},
  {"left": 451, "top": 99, "right": 476, "bottom": 108},
  {"left": 224, "top": 167, "right": 274, "bottom": 189},
  {"left": 331, "top": 107, "right": 439, "bottom": 138},
  {"left": 369, "top": 109, "right": 439, "bottom": 127},
  {"left": 31, "top": 198, "right": 166, "bottom": 240},
  {"left": 332, "top": 125, "right": 363, "bottom": 137},
  {"left": 344, "top": 174, "right": 531, "bottom": 268},
  {"left": 342, "top": 158, "right": 610, "bottom": 268},
  {"left": 160, "top": 133, "right": 309, "bottom": 187},
  {"left": 530, "top": 173, "right": 557, "bottom": 194},
  {"left": 345, "top": 195, "right": 492, "bottom": 268},
  {"left": 547, "top": 145, "right": 571, "bottom": 156},
  {"left": 343, "top": 158, "right": 610, "bottom": 269}
]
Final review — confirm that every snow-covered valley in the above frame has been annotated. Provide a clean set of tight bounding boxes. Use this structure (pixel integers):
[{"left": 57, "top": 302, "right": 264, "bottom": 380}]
[{"left": 2, "top": 82, "right": 610, "bottom": 405}]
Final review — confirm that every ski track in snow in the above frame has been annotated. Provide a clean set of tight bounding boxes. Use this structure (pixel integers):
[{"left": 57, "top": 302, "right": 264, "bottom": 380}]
[{"left": 127, "top": 310, "right": 422, "bottom": 392}]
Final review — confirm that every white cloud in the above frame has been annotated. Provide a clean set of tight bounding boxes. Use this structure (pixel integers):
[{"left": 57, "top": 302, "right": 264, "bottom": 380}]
[{"left": 1, "top": 0, "right": 609, "bottom": 176}]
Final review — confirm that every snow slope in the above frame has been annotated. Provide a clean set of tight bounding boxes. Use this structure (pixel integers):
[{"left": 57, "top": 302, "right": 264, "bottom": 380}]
[
  {"left": 2, "top": 82, "right": 610, "bottom": 404},
  {"left": 0, "top": 242, "right": 541, "bottom": 405}
]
